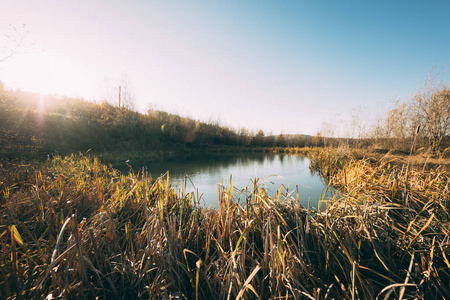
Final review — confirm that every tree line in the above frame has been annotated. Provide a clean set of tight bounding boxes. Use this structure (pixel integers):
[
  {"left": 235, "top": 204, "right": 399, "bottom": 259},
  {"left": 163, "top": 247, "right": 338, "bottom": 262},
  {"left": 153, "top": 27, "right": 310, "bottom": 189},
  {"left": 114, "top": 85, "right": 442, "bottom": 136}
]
[
  {"left": 380, "top": 83, "right": 450, "bottom": 153},
  {"left": 0, "top": 84, "right": 311, "bottom": 160},
  {"left": 4, "top": 72, "right": 447, "bottom": 161},
  {"left": 316, "top": 72, "right": 450, "bottom": 154}
]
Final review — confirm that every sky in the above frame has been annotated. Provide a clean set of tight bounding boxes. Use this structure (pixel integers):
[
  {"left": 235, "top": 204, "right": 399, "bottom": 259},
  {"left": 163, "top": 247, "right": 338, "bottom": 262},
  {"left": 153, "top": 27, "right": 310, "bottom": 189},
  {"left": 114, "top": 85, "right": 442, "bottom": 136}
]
[{"left": 1, "top": 0, "right": 450, "bottom": 136}]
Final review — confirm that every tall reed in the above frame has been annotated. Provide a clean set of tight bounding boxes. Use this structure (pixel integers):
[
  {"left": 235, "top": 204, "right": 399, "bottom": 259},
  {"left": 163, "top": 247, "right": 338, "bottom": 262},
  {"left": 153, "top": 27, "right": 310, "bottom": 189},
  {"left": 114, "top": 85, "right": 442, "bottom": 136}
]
[{"left": 1, "top": 150, "right": 449, "bottom": 299}]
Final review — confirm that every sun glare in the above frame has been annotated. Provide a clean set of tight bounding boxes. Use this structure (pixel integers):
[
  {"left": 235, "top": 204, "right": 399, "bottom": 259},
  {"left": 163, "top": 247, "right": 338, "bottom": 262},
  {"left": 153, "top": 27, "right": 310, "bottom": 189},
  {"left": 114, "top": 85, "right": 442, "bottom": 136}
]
[
  {"left": 3, "top": 51, "right": 96, "bottom": 99},
  {"left": 38, "top": 92, "right": 45, "bottom": 112}
]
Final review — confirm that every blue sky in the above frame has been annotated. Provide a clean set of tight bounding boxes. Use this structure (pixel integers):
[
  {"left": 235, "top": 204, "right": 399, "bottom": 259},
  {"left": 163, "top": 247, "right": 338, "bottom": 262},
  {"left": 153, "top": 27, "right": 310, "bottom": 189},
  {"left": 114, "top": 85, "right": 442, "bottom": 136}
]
[{"left": 1, "top": 0, "right": 450, "bottom": 136}]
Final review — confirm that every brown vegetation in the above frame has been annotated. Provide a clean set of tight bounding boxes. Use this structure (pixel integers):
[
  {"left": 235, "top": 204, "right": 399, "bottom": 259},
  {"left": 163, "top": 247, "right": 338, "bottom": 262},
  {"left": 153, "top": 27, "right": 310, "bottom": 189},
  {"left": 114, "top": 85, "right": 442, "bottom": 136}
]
[
  {"left": 0, "top": 84, "right": 312, "bottom": 160},
  {"left": 368, "top": 73, "right": 450, "bottom": 154},
  {"left": 1, "top": 70, "right": 450, "bottom": 299},
  {"left": 1, "top": 149, "right": 449, "bottom": 299}
]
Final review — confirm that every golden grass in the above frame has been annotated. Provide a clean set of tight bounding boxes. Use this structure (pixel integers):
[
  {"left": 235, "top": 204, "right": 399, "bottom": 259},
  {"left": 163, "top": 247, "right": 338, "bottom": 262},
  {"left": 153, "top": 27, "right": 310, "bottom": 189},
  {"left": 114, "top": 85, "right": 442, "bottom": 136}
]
[{"left": 1, "top": 150, "right": 449, "bottom": 299}]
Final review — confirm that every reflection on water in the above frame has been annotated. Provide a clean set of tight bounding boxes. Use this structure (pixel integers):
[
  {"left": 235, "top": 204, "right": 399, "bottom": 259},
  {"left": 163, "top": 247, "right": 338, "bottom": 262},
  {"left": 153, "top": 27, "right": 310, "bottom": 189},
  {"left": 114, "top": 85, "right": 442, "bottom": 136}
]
[{"left": 114, "top": 153, "right": 335, "bottom": 208}]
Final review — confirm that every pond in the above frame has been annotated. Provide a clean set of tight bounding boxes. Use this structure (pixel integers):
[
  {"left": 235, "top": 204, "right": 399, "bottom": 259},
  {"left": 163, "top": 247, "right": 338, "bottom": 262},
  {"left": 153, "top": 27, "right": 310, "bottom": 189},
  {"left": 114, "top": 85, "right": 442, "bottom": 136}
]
[{"left": 114, "top": 153, "right": 336, "bottom": 209}]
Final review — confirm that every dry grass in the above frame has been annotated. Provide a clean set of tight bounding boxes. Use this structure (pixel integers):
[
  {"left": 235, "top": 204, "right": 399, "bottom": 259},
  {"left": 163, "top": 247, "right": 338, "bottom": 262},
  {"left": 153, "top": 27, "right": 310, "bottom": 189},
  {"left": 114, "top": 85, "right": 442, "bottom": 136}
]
[{"left": 1, "top": 150, "right": 449, "bottom": 299}]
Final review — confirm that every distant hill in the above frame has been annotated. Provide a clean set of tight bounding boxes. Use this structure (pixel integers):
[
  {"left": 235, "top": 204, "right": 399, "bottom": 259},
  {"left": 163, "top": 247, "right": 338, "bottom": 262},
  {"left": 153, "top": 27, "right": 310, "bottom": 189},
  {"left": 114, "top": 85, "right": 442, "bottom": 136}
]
[{"left": 0, "top": 85, "right": 313, "bottom": 160}]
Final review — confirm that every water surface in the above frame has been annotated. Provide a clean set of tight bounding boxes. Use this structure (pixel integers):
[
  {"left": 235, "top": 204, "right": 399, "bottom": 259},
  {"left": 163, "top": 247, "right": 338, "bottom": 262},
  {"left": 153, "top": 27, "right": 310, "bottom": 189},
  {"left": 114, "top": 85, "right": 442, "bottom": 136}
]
[{"left": 115, "top": 153, "right": 334, "bottom": 208}]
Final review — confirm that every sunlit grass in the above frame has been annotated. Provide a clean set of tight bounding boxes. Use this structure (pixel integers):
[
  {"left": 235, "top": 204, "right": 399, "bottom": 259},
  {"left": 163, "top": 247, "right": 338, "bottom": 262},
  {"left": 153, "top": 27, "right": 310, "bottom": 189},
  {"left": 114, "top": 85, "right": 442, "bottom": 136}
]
[{"left": 1, "top": 149, "right": 449, "bottom": 299}]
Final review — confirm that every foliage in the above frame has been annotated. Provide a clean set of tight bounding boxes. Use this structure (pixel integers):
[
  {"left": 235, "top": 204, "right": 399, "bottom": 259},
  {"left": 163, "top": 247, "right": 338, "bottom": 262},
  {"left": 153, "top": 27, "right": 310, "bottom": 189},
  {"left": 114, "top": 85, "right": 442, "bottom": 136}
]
[
  {"left": 412, "top": 87, "right": 450, "bottom": 152},
  {"left": 365, "top": 72, "right": 450, "bottom": 154},
  {"left": 0, "top": 85, "right": 307, "bottom": 160},
  {"left": 1, "top": 151, "right": 449, "bottom": 299}
]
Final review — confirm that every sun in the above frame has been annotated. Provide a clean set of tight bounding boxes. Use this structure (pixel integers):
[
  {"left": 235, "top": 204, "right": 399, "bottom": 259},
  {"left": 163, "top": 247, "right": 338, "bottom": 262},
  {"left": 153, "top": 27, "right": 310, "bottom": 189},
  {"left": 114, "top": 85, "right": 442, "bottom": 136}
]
[{"left": 2, "top": 50, "right": 97, "bottom": 100}]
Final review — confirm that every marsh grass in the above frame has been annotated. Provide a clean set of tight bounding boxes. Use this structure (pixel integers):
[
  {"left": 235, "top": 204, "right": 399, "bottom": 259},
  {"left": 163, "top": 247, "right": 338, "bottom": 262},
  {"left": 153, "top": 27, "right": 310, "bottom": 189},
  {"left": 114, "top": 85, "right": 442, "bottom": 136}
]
[{"left": 1, "top": 150, "right": 449, "bottom": 299}]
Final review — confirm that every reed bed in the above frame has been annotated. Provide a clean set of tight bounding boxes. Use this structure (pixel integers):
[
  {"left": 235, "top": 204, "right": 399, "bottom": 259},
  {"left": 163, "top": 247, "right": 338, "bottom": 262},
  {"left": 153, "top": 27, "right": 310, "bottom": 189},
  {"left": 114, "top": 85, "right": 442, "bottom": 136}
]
[{"left": 1, "top": 150, "right": 449, "bottom": 299}]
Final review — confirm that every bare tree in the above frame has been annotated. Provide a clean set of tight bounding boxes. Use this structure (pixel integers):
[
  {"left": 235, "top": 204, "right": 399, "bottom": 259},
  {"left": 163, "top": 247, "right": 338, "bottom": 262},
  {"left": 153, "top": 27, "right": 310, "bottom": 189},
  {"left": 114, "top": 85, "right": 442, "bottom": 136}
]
[
  {"left": 101, "top": 75, "right": 135, "bottom": 109},
  {"left": 118, "top": 77, "right": 135, "bottom": 109},
  {"left": 385, "top": 101, "right": 410, "bottom": 149},
  {"left": 383, "top": 69, "right": 450, "bottom": 153},
  {"left": 318, "top": 121, "right": 335, "bottom": 147},
  {"left": 412, "top": 87, "right": 450, "bottom": 153},
  {"left": 1, "top": 24, "right": 30, "bottom": 63}
]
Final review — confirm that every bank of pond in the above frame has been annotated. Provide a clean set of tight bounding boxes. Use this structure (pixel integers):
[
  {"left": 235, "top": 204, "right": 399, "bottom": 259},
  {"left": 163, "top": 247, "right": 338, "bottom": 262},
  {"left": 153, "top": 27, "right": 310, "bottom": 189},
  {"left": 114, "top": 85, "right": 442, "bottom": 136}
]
[
  {"left": 113, "top": 152, "right": 336, "bottom": 209},
  {"left": 1, "top": 148, "right": 449, "bottom": 299}
]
